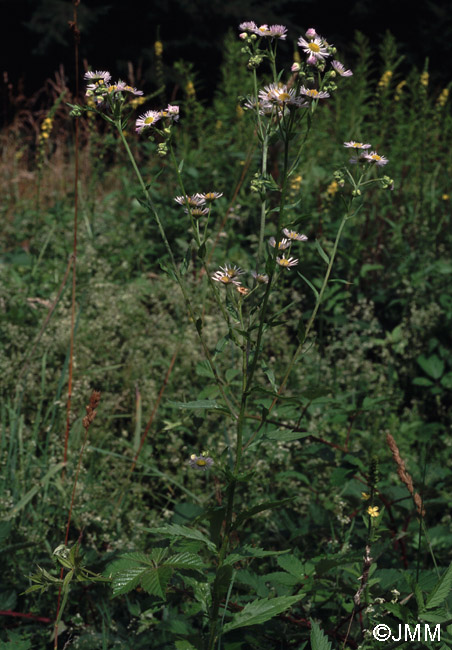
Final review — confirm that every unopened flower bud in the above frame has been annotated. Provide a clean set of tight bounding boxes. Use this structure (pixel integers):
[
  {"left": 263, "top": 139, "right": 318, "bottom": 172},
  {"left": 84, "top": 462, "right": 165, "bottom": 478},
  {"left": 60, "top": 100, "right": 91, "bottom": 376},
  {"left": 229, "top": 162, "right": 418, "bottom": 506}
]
[{"left": 291, "top": 62, "right": 301, "bottom": 72}]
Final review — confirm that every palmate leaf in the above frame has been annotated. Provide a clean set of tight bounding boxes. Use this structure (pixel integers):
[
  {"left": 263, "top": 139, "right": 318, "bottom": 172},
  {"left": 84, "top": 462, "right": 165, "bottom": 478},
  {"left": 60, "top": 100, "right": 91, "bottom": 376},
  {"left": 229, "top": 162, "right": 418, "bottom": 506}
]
[
  {"left": 108, "top": 550, "right": 206, "bottom": 598},
  {"left": 222, "top": 595, "right": 303, "bottom": 633}
]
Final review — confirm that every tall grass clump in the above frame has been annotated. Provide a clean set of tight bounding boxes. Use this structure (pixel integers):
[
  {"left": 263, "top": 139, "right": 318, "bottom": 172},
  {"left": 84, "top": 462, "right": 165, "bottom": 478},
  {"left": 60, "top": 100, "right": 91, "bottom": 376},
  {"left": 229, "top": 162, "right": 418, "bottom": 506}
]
[{"left": 1, "top": 20, "right": 452, "bottom": 650}]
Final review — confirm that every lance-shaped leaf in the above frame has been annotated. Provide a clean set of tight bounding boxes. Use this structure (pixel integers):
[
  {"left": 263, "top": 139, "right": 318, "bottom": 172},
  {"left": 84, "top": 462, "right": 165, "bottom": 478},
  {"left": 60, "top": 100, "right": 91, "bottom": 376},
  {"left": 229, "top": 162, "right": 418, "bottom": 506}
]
[{"left": 222, "top": 595, "right": 303, "bottom": 633}]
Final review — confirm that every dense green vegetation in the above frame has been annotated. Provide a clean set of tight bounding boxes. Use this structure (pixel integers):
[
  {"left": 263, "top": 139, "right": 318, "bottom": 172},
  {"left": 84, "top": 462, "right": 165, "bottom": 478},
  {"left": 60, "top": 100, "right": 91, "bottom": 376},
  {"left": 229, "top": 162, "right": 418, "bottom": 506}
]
[{"left": 1, "top": 26, "right": 452, "bottom": 650}]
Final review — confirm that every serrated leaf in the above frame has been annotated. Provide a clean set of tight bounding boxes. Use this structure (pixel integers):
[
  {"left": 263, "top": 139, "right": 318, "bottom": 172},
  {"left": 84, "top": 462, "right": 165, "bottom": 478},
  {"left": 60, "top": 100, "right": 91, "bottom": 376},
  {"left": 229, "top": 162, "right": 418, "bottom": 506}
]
[
  {"left": 105, "top": 552, "right": 150, "bottom": 577},
  {"left": 425, "top": 562, "right": 452, "bottom": 609},
  {"left": 140, "top": 566, "right": 173, "bottom": 598},
  {"left": 277, "top": 554, "right": 305, "bottom": 579},
  {"left": 310, "top": 620, "right": 332, "bottom": 650},
  {"left": 224, "top": 546, "right": 289, "bottom": 565},
  {"left": 223, "top": 595, "right": 303, "bottom": 633},
  {"left": 147, "top": 524, "right": 217, "bottom": 552},
  {"left": 167, "top": 552, "right": 205, "bottom": 570},
  {"left": 417, "top": 354, "right": 444, "bottom": 380},
  {"left": 111, "top": 566, "right": 145, "bottom": 596},
  {"left": 265, "top": 429, "right": 310, "bottom": 442},
  {"left": 419, "top": 609, "right": 449, "bottom": 623}
]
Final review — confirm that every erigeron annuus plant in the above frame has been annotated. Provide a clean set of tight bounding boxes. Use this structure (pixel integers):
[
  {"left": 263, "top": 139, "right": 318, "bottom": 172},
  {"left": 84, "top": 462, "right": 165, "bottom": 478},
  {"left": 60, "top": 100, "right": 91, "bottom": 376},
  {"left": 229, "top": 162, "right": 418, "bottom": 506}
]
[{"left": 63, "top": 21, "right": 394, "bottom": 648}]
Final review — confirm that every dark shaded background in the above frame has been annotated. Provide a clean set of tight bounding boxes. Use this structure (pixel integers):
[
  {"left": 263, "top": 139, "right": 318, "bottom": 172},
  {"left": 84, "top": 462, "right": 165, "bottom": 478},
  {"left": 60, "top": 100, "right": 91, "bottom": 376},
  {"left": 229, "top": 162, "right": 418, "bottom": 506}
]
[{"left": 2, "top": 0, "right": 452, "bottom": 114}]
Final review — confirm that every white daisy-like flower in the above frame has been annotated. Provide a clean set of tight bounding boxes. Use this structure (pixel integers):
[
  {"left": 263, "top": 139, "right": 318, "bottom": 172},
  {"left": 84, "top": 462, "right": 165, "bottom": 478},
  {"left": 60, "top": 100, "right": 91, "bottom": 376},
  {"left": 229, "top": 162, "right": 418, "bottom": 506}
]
[
  {"left": 331, "top": 60, "right": 353, "bottom": 77},
  {"left": 344, "top": 141, "right": 372, "bottom": 149},
  {"left": 265, "top": 24, "right": 288, "bottom": 40},
  {"left": 277, "top": 255, "right": 299, "bottom": 269},
  {"left": 254, "top": 24, "right": 270, "bottom": 36},
  {"left": 184, "top": 207, "right": 209, "bottom": 218},
  {"left": 363, "top": 151, "right": 389, "bottom": 166},
  {"left": 113, "top": 81, "right": 144, "bottom": 96},
  {"left": 243, "top": 96, "right": 276, "bottom": 116},
  {"left": 159, "top": 104, "right": 180, "bottom": 122},
  {"left": 220, "top": 264, "right": 245, "bottom": 279},
  {"left": 174, "top": 194, "right": 206, "bottom": 207},
  {"left": 300, "top": 86, "right": 330, "bottom": 99},
  {"left": 84, "top": 70, "right": 112, "bottom": 85},
  {"left": 189, "top": 453, "right": 214, "bottom": 471},
  {"left": 259, "top": 83, "right": 300, "bottom": 107},
  {"left": 200, "top": 191, "right": 223, "bottom": 202},
  {"left": 282, "top": 228, "right": 308, "bottom": 241},
  {"left": 269, "top": 236, "right": 291, "bottom": 250},
  {"left": 212, "top": 271, "right": 241, "bottom": 286},
  {"left": 251, "top": 271, "right": 269, "bottom": 284},
  {"left": 298, "top": 36, "right": 329, "bottom": 61},
  {"left": 239, "top": 21, "right": 258, "bottom": 32},
  {"left": 135, "top": 110, "right": 161, "bottom": 133}
]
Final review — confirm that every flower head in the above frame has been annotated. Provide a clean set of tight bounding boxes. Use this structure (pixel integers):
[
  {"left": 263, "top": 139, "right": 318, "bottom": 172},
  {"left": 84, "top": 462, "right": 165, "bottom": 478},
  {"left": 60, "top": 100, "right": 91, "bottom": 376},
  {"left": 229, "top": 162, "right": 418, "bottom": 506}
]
[
  {"left": 259, "top": 83, "right": 301, "bottom": 107},
  {"left": 276, "top": 255, "right": 298, "bottom": 269},
  {"left": 200, "top": 191, "right": 223, "bottom": 202},
  {"left": 343, "top": 141, "right": 372, "bottom": 149},
  {"left": 84, "top": 70, "right": 112, "bottom": 86},
  {"left": 135, "top": 110, "right": 161, "bottom": 133},
  {"left": 265, "top": 24, "right": 288, "bottom": 40},
  {"left": 212, "top": 264, "right": 244, "bottom": 286},
  {"left": 236, "top": 286, "right": 250, "bottom": 296},
  {"left": 282, "top": 228, "right": 308, "bottom": 242},
  {"left": 300, "top": 86, "right": 330, "bottom": 100},
  {"left": 298, "top": 36, "right": 329, "bottom": 61},
  {"left": 361, "top": 492, "right": 371, "bottom": 501},
  {"left": 367, "top": 506, "right": 380, "bottom": 518},
  {"left": 185, "top": 207, "right": 209, "bottom": 218},
  {"left": 112, "top": 81, "right": 144, "bottom": 96},
  {"left": 159, "top": 104, "right": 180, "bottom": 122},
  {"left": 269, "top": 236, "right": 291, "bottom": 250},
  {"left": 189, "top": 453, "right": 214, "bottom": 471},
  {"left": 251, "top": 271, "right": 269, "bottom": 284},
  {"left": 174, "top": 194, "right": 206, "bottom": 207},
  {"left": 363, "top": 151, "right": 389, "bottom": 166},
  {"left": 305, "top": 28, "right": 318, "bottom": 39},
  {"left": 239, "top": 21, "right": 258, "bottom": 32},
  {"left": 331, "top": 60, "right": 353, "bottom": 77}
]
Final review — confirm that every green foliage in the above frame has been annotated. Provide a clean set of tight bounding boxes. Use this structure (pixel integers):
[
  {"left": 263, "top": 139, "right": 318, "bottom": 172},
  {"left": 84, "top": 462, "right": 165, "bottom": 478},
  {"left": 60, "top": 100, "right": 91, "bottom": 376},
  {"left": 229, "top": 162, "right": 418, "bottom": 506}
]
[{"left": 1, "top": 22, "right": 452, "bottom": 650}]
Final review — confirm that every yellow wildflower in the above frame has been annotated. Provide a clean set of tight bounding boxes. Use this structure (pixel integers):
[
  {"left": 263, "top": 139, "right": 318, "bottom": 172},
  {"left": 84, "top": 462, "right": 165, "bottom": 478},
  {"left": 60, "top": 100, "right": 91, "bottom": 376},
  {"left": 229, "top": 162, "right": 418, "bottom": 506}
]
[
  {"left": 436, "top": 88, "right": 449, "bottom": 108},
  {"left": 394, "top": 80, "right": 406, "bottom": 102},
  {"left": 442, "top": 194, "right": 449, "bottom": 201},
  {"left": 361, "top": 492, "right": 371, "bottom": 501},
  {"left": 326, "top": 180, "right": 339, "bottom": 197},
  {"left": 290, "top": 174, "right": 302, "bottom": 194},
  {"left": 186, "top": 80, "right": 196, "bottom": 98},
  {"left": 420, "top": 71, "right": 429, "bottom": 87},
  {"left": 154, "top": 40, "right": 163, "bottom": 57},
  {"left": 378, "top": 70, "right": 392, "bottom": 91},
  {"left": 367, "top": 506, "right": 380, "bottom": 518}
]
